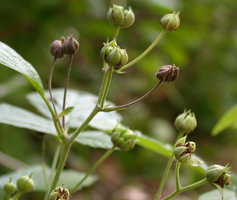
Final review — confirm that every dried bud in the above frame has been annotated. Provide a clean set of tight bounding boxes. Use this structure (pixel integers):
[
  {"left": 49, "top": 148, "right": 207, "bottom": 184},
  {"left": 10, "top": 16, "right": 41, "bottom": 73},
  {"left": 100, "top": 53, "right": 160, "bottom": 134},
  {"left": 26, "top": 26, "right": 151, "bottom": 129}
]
[
  {"left": 50, "top": 40, "right": 64, "bottom": 58},
  {"left": 206, "top": 165, "right": 231, "bottom": 188},
  {"left": 174, "top": 137, "right": 196, "bottom": 164},
  {"left": 50, "top": 187, "right": 70, "bottom": 200},
  {"left": 4, "top": 179, "right": 17, "bottom": 195},
  {"left": 107, "top": 4, "right": 135, "bottom": 28},
  {"left": 101, "top": 40, "right": 128, "bottom": 68},
  {"left": 175, "top": 109, "right": 197, "bottom": 134},
  {"left": 160, "top": 11, "right": 180, "bottom": 31},
  {"left": 62, "top": 36, "right": 79, "bottom": 55},
  {"left": 111, "top": 127, "right": 137, "bottom": 151},
  {"left": 156, "top": 65, "right": 179, "bottom": 82},
  {"left": 17, "top": 175, "right": 35, "bottom": 193}
]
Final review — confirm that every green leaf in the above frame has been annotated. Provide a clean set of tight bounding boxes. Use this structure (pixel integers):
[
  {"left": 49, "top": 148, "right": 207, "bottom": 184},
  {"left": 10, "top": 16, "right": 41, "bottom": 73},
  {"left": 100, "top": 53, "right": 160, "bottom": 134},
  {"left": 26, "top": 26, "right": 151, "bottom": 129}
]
[
  {"left": 0, "top": 165, "right": 97, "bottom": 199},
  {"left": 199, "top": 189, "right": 236, "bottom": 200},
  {"left": 0, "top": 42, "right": 44, "bottom": 95},
  {"left": 57, "top": 106, "right": 74, "bottom": 118},
  {"left": 27, "top": 89, "right": 122, "bottom": 130},
  {"left": 212, "top": 105, "right": 237, "bottom": 136}
]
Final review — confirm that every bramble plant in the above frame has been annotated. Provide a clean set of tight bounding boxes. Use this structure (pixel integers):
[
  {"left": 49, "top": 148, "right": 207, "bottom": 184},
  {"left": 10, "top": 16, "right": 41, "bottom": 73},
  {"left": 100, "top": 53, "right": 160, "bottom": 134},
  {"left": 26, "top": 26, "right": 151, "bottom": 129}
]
[{"left": 0, "top": 3, "right": 233, "bottom": 200}]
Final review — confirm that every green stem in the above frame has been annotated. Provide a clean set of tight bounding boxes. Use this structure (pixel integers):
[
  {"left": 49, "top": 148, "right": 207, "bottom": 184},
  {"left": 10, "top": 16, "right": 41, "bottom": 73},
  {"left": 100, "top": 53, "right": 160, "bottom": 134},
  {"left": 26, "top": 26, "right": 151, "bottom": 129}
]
[
  {"left": 41, "top": 136, "right": 49, "bottom": 188},
  {"left": 154, "top": 154, "right": 174, "bottom": 200},
  {"left": 10, "top": 191, "right": 22, "bottom": 200},
  {"left": 71, "top": 146, "right": 116, "bottom": 193},
  {"left": 118, "top": 30, "right": 167, "bottom": 72},
  {"left": 62, "top": 55, "right": 74, "bottom": 129},
  {"left": 163, "top": 178, "right": 208, "bottom": 200},
  {"left": 175, "top": 162, "right": 181, "bottom": 190},
  {"left": 113, "top": 26, "right": 120, "bottom": 40}
]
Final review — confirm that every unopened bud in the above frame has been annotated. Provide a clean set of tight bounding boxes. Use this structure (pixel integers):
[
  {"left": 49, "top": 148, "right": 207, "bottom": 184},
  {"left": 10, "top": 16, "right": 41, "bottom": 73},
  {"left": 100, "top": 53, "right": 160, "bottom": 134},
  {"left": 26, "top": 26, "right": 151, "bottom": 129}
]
[
  {"left": 17, "top": 175, "right": 34, "bottom": 193},
  {"left": 62, "top": 36, "right": 79, "bottom": 55},
  {"left": 50, "top": 40, "right": 64, "bottom": 58},
  {"left": 111, "top": 127, "right": 137, "bottom": 151},
  {"left": 160, "top": 11, "right": 180, "bottom": 31},
  {"left": 206, "top": 164, "right": 231, "bottom": 188},
  {"left": 156, "top": 65, "right": 179, "bottom": 82},
  {"left": 50, "top": 187, "right": 70, "bottom": 200},
  {"left": 4, "top": 179, "right": 17, "bottom": 195},
  {"left": 107, "top": 4, "right": 135, "bottom": 28},
  {"left": 175, "top": 109, "right": 197, "bottom": 134}
]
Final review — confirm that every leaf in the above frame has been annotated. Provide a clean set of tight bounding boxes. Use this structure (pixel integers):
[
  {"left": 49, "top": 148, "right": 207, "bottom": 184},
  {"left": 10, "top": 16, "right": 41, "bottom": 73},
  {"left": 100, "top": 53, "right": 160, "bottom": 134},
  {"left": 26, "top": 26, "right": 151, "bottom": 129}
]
[
  {"left": 212, "top": 105, "right": 237, "bottom": 135},
  {"left": 199, "top": 189, "right": 236, "bottom": 200},
  {"left": 0, "top": 103, "right": 56, "bottom": 134},
  {"left": 27, "top": 89, "right": 122, "bottom": 130},
  {"left": 0, "top": 165, "right": 97, "bottom": 199},
  {"left": 57, "top": 106, "right": 74, "bottom": 118},
  {"left": 0, "top": 42, "right": 44, "bottom": 95}
]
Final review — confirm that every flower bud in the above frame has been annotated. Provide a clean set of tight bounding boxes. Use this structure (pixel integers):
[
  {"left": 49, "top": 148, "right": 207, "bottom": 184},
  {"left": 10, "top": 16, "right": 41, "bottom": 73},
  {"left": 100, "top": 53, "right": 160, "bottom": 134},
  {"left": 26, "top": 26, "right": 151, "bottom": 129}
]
[
  {"left": 206, "top": 165, "right": 231, "bottom": 188},
  {"left": 175, "top": 109, "right": 197, "bottom": 134},
  {"left": 50, "top": 40, "right": 64, "bottom": 58},
  {"left": 4, "top": 180, "right": 17, "bottom": 195},
  {"left": 107, "top": 4, "right": 135, "bottom": 28},
  {"left": 160, "top": 11, "right": 180, "bottom": 31},
  {"left": 156, "top": 65, "right": 179, "bottom": 82},
  {"left": 111, "top": 127, "right": 137, "bottom": 151},
  {"left": 62, "top": 36, "right": 79, "bottom": 55},
  {"left": 17, "top": 175, "right": 35, "bottom": 193},
  {"left": 50, "top": 187, "right": 70, "bottom": 200},
  {"left": 174, "top": 137, "right": 196, "bottom": 164},
  {"left": 101, "top": 41, "right": 128, "bottom": 68}
]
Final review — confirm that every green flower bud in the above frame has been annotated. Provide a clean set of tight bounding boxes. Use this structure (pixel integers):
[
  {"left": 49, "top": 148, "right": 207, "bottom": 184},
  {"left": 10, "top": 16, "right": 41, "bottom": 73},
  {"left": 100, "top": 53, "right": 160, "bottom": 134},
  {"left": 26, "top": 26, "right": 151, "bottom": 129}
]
[
  {"left": 174, "top": 138, "right": 196, "bottom": 164},
  {"left": 50, "top": 187, "right": 70, "bottom": 200},
  {"left": 175, "top": 109, "right": 197, "bottom": 134},
  {"left": 50, "top": 40, "right": 64, "bottom": 58},
  {"left": 107, "top": 4, "right": 135, "bottom": 28},
  {"left": 62, "top": 36, "right": 79, "bottom": 55},
  {"left": 4, "top": 180, "right": 17, "bottom": 195},
  {"left": 160, "top": 11, "right": 180, "bottom": 31},
  {"left": 101, "top": 41, "right": 128, "bottom": 67},
  {"left": 17, "top": 175, "right": 35, "bottom": 193},
  {"left": 111, "top": 127, "right": 137, "bottom": 151},
  {"left": 206, "top": 164, "right": 231, "bottom": 188},
  {"left": 156, "top": 65, "right": 179, "bottom": 82}
]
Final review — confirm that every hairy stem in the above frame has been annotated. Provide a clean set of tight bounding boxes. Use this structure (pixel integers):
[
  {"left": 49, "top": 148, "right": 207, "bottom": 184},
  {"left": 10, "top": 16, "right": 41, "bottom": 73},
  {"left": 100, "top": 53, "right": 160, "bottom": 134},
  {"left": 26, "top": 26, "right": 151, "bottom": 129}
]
[
  {"left": 175, "top": 162, "right": 181, "bottom": 190},
  {"left": 163, "top": 178, "right": 208, "bottom": 200},
  {"left": 71, "top": 146, "right": 116, "bottom": 193},
  {"left": 118, "top": 30, "right": 167, "bottom": 72},
  {"left": 62, "top": 55, "right": 74, "bottom": 129}
]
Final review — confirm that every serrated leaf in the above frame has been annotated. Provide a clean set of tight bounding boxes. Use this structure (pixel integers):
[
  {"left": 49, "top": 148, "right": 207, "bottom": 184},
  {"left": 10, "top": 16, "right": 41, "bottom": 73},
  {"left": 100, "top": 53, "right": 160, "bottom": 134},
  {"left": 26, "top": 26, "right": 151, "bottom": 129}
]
[
  {"left": 0, "top": 42, "right": 44, "bottom": 95},
  {"left": 0, "top": 165, "right": 97, "bottom": 199},
  {"left": 199, "top": 189, "right": 236, "bottom": 200},
  {"left": 57, "top": 106, "right": 74, "bottom": 118},
  {"left": 27, "top": 89, "right": 122, "bottom": 130},
  {"left": 212, "top": 105, "right": 237, "bottom": 136}
]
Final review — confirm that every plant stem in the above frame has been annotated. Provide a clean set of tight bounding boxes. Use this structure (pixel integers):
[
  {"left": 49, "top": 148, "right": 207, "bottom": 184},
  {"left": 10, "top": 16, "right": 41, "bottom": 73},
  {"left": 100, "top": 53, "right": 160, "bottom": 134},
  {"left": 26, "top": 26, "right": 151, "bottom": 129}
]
[
  {"left": 154, "top": 154, "right": 174, "bottom": 200},
  {"left": 118, "top": 30, "right": 167, "bottom": 72},
  {"left": 175, "top": 162, "right": 181, "bottom": 190},
  {"left": 62, "top": 55, "right": 74, "bottom": 129},
  {"left": 71, "top": 146, "right": 116, "bottom": 193},
  {"left": 41, "top": 136, "right": 49, "bottom": 187},
  {"left": 103, "top": 81, "right": 162, "bottom": 112},
  {"left": 11, "top": 191, "right": 22, "bottom": 200},
  {"left": 113, "top": 26, "right": 120, "bottom": 40},
  {"left": 163, "top": 178, "right": 208, "bottom": 200}
]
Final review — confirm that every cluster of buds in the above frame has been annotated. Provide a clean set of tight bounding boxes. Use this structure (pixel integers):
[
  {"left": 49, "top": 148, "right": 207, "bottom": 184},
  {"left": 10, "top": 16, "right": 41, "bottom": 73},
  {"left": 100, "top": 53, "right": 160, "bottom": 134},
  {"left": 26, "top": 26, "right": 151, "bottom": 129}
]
[
  {"left": 160, "top": 11, "right": 180, "bottom": 31},
  {"left": 174, "top": 137, "right": 196, "bottom": 164},
  {"left": 50, "top": 36, "right": 79, "bottom": 58},
  {"left": 101, "top": 40, "right": 128, "bottom": 68},
  {"left": 175, "top": 109, "right": 197, "bottom": 134},
  {"left": 50, "top": 187, "right": 70, "bottom": 200},
  {"left": 206, "top": 164, "right": 231, "bottom": 188},
  {"left": 156, "top": 65, "right": 179, "bottom": 82},
  {"left": 111, "top": 127, "right": 137, "bottom": 151},
  {"left": 107, "top": 4, "right": 135, "bottom": 28},
  {"left": 4, "top": 174, "right": 35, "bottom": 197}
]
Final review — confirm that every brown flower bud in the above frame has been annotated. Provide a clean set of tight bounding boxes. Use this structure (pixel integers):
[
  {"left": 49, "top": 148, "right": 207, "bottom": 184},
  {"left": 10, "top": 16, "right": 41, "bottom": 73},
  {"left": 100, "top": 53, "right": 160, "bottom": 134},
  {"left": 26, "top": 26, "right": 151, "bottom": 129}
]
[
  {"left": 50, "top": 40, "right": 64, "bottom": 58},
  {"left": 62, "top": 36, "right": 79, "bottom": 55},
  {"left": 156, "top": 65, "right": 179, "bottom": 82}
]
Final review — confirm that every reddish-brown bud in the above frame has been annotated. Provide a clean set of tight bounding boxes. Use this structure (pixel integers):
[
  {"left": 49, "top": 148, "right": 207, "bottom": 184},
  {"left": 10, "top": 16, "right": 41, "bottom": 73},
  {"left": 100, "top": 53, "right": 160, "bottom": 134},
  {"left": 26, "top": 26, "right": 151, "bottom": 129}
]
[
  {"left": 50, "top": 40, "right": 64, "bottom": 58},
  {"left": 156, "top": 64, "right": 179, "bottom": 82}
]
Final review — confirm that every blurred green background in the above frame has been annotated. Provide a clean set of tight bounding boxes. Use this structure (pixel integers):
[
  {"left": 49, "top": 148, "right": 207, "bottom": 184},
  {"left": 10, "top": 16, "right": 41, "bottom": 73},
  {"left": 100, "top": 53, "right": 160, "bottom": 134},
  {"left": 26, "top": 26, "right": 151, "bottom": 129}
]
[{"left": 0, "top": 0, "right": 237, "bottom": 199}]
